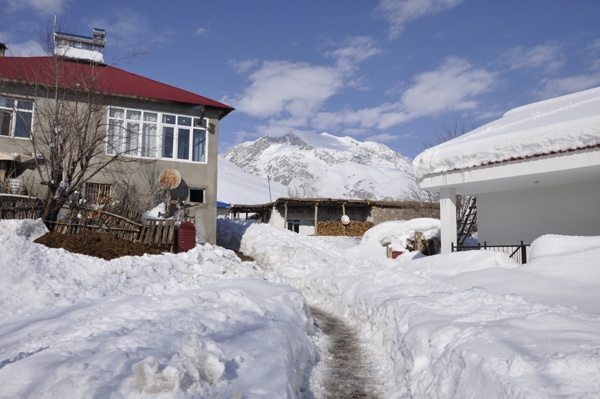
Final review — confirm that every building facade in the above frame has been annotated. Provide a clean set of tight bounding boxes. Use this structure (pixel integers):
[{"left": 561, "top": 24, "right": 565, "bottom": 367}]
[{"left": 0, "top": 29, "right": 233, "bottom": 244}]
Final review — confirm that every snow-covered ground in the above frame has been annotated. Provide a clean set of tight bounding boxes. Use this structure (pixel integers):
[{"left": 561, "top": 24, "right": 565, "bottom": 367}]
[
  {"left": 1, "top": 218, "right": 600, "bottom": 398},
  {"left": 0, "top": 219, "right": 315, "bottom": 399},
  {"left": 220, "top": 219, "right": 600, "bottom": 398}
]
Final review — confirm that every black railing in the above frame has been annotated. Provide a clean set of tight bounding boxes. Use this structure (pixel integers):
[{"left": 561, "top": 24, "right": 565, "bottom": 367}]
[{"left": 452, "top": 240, "right": 529, "bottom": 264}]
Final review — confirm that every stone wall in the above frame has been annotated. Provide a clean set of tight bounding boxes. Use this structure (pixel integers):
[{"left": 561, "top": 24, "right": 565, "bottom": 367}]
[{"left": 370, "top": 204, "right": 439, "bottom": 224}]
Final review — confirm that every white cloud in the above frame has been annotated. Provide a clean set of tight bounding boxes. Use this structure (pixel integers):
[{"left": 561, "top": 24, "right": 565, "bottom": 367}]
[
  {"left": 5, "top": 40, "right": 46, "bottom": 56},
  {"left": 6, "top": 0, "right": 69, "bottom": 15},
  {"left": 230, "top": 59, "right": 260, "bottom": 74},
  {"left": 504, "top": 44, "right": 565, "bottom": 72},
  {"left": 537, "top": 73, "right": 600, "bottom": 98},
  {"left": 377, "top": 0, "right": 465, "bottom": 39},
  {"left": 365, "top": 133, "right": 401, "bottom": 143},
  {"left": 195, "top": 27, "right": 207, "bottom": 36},
  {"left": 326, "top": 36, "right": 382, "bottom": 71},
  {"left": 314, "top": 57, "right": 495, "bottom": 132},
  {"left": 400, "top": 56, "right": 496, "bottom": 117},
  {"left": 224, "top": 60, "right": 344, "bottom": 119},
  {"left": 226, "top": 36, "right": 381, "bottom": 121}
]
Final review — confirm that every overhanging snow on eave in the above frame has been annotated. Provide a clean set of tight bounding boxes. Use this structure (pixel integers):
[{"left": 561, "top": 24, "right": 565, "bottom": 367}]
[{"left": 419, "top": 147, "right": 600, "bottom": 195}]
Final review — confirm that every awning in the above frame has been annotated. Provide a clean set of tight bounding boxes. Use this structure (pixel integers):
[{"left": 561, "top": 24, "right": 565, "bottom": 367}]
[{"left": 0, "top": 152, "right": 44, "bottom": 177}]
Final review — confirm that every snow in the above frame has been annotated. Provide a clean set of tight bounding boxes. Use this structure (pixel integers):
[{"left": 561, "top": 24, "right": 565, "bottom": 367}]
[
  {"left": 0, "top": 219, "right": 315, "bottom": 398},
  {"left": 223, "top": 132, "right": 415, "bottom": 201},
  {"left": 2, "top": 217, "right": 600, "bottom": 397},
  {"left": 413, "top": 86, "right": 600, "bottom": 178},
  {"left": 217, "top": 155, "right": 288, "bottom": 204},
  {"left": 221, "top": 219, "right": 600, "bottom": 398},
  {"left": 361, "top": 218, "right": 440, "bottom": 249}
]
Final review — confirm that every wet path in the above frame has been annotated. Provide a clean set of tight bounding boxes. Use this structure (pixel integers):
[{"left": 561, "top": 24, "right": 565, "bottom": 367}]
[{"left": 309, "top": 307, "right": 381, "bottom": 399}]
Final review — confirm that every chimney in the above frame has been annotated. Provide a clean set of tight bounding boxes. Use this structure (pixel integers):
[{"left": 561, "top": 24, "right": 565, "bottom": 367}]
[{"left": 0, "top": 43, "right": 7, "bottom": 57}]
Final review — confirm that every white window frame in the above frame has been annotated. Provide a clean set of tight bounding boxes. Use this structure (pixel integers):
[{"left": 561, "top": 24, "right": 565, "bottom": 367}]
[
  {"left": 0, "top": 96, "right": 34, "bottom": 139},
  {"left": 160, "top": 113, "right": 208, "bottom": 163},
  {"left": 106, "top": 106, "right": 208, "bottom": 163}
]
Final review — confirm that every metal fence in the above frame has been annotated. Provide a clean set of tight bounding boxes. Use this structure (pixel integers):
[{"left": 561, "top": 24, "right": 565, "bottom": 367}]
[{"left": 452, "top": 241, "right": 530, "bottom": 264}]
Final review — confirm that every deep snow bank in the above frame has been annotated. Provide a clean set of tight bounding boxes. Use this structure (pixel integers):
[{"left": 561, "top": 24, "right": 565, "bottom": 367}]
[
  {"left": 0, "top": 219, "right": 316, "bottom": 399},
  {"left": 218, "top": 219, "right": 600, "bottom": 398}
]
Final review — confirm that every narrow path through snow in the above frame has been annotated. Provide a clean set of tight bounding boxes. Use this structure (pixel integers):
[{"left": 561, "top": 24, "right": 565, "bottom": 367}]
[{"left": 309, "top": 306, "right": 380, "bottom": 399}]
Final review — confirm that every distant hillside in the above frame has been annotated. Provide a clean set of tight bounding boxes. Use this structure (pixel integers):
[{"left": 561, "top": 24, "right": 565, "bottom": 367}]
[
  {"left": 217, "top": 155, "right": 288, "bottom": 205},
  {"left": 221, "top": 132, "right": 414, "bottom": 202}
]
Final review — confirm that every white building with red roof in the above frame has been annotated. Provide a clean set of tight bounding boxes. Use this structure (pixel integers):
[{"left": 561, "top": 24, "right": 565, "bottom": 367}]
[
  {"left": 414, "top": 87, "right": 600, "bottom": 254},
  {"left": 0, "top": 29, "right": 234, "bottom": 244}
]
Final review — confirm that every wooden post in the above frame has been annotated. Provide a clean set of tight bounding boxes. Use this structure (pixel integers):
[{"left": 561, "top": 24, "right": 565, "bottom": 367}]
[
  {"left": 415, "top": 231, "right": 424, "bottom": 252},
  {"left": 284, "top": 202, "right": 288, "bottom": 229}
]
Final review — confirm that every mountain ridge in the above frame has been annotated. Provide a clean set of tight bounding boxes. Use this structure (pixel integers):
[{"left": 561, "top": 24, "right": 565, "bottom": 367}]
[{"left": 221, "top": 132, "right": 414, "bottom": 202}]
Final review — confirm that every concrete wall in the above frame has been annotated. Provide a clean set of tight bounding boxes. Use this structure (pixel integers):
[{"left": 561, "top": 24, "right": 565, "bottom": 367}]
[
  {"left": 370, "top": 204, "right": 439, "bottom": 224},
  {"left": 478, "top": 179, "right": 600, "bottom": 245}
]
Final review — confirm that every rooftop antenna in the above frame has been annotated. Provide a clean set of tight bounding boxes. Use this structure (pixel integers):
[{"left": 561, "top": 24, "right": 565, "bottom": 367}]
[{"left": 53, "top": 15, "right": 56, "bottom": 49}]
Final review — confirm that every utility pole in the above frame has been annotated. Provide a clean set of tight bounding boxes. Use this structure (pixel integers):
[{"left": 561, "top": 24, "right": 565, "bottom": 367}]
[{"left": 267, "top": 174, "right": 272, "bottom": 202}]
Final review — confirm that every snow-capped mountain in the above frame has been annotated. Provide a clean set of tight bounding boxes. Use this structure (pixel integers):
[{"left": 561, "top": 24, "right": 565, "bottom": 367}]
[
  {"left": 217, "top": 155, "right": 288, "bottom": 204},
  {"left": 221, "top": 132, "right": 415, "bottom": 202}
]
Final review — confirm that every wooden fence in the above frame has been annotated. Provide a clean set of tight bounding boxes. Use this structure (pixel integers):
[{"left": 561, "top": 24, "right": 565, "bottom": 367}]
[
  {"left": 50, "top": 207, "right": 142, "bottom": 242},
  {"left": 1, "top": 196, "right": 182, "bottom": 252},
  {"left": 0, "top": 194, "right": 43, "bottom": 220},
  {"left": 136, "top": 218, "right": 177, "bottom": 252}
]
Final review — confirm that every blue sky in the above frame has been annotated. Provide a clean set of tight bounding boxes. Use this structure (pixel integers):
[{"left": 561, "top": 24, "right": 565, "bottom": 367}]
[{"left": 2, "top": 0, "right": 600, "bottom": 159}]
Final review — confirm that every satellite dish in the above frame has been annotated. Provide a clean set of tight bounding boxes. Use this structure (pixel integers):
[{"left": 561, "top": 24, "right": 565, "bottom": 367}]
[
  {"left": 159, "top": 169, "right": 181, "bottom": 190},
  {"left": 341, "top": 214, "right": 350, "bottom": 225}
]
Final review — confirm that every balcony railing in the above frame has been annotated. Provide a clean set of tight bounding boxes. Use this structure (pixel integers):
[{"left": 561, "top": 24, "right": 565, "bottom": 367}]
[{"left": 452, "top": 241, "right": 530, "bottom": 264}]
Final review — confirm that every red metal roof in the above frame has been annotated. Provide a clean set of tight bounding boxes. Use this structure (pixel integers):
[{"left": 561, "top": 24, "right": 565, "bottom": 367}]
[{"left": 0, "top": 56, "right": 234, "bottom": 118}]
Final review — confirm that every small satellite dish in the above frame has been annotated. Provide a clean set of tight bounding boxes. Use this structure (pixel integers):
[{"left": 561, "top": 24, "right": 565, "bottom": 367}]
[
  {"left": 159, "top": 169, "right": 181, "bottom": 190},
  {"left": 341, "top": 214, "right": 350, "bottom": 225}
]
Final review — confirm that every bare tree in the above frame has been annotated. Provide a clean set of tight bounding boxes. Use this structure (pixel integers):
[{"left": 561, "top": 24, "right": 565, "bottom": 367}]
[
  {"left": 404, "top": 118, "right": 482, "bottom": 245},
  {"left": 0, "top": 26, "right": 150, "bottom": 225}
]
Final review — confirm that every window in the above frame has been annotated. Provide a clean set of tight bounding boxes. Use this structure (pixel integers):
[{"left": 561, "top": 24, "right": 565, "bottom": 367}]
[
  {"left": 0, "top": 97, "right": 33, "bottom": 138},
  {"left": 85, "top": 183, "right": 112, "bottom": 204},
  {"left": 108, "top": 107, "right": 207, "bottom": 163},
  {"left": 108, "top": 107, "right": 158, "bottom": 157},
  {"left": 287, "top": 219, "right": 300, "bottom": 233},
  {"left": 189, "top": 188, "right": 205, "bottom": 203},
  {"left": 161, "top": 114, "right": 208, "bottom": 162}
]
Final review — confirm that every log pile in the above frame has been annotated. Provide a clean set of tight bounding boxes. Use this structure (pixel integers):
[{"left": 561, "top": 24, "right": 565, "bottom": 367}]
[{"left": 317, "top": 220, "right": 374, "bottom": 237}]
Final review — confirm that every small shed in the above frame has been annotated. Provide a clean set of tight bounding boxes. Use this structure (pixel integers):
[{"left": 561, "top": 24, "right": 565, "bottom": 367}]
[
  {"left": 216, "top": 201, "right": 231, "bottom": 219},
  {"left": 227, "top": 197, "right": 438, "bottom": 236}
]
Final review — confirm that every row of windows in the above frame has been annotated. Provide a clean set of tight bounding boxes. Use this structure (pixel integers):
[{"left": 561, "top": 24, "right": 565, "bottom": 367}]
[
  {"left": 107, "top": 107, "right": 208, "bottom": 163},
  {"left": 55, "top": 39, "right": 104, "bottom": 53},
  {"left": 0, "top": 97, "right": 33, "bottom": 138},
  {"left": 0, "top": 100, "right": 209, "bottom": 164}
]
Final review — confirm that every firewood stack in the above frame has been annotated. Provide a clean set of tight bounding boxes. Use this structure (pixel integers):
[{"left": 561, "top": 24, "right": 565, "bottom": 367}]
[{"left": 317, "top": 220, "right": 374, "bottom": 236}]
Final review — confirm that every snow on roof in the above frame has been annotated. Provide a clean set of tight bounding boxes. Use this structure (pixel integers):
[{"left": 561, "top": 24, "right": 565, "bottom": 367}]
[{"left": 413, "top": 86, "right": 600, "bottom": 178}]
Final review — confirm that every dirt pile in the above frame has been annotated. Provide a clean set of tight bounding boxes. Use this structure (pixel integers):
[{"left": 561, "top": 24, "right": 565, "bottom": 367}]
[{"left": 35, "top": 231, "right": 167, "bottom": 261}]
